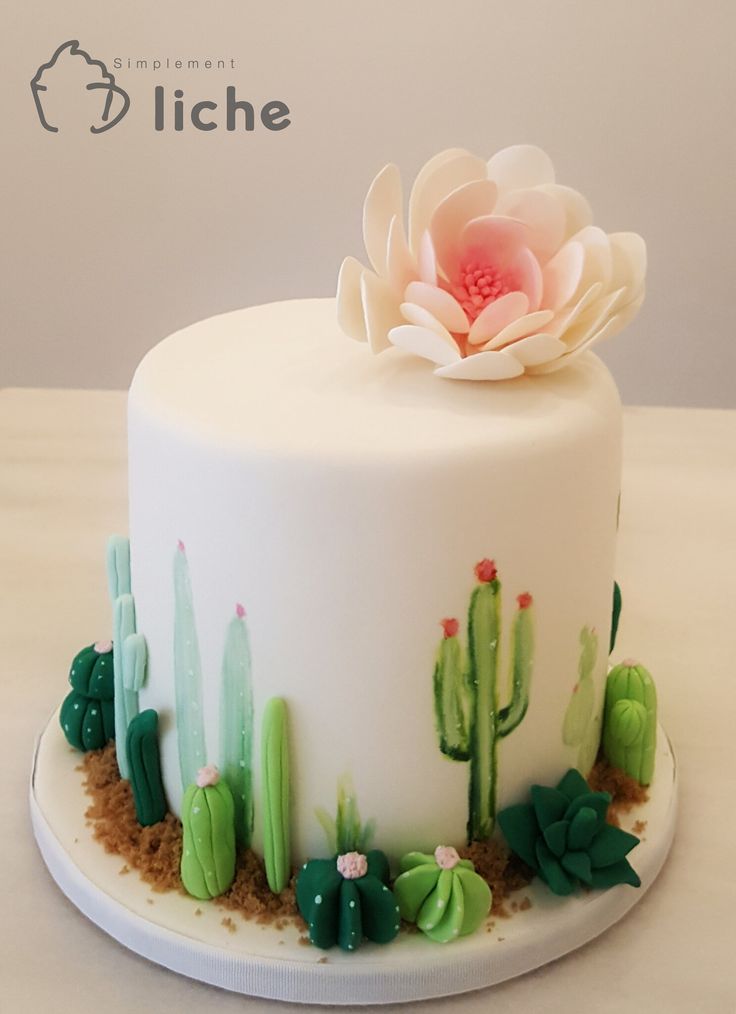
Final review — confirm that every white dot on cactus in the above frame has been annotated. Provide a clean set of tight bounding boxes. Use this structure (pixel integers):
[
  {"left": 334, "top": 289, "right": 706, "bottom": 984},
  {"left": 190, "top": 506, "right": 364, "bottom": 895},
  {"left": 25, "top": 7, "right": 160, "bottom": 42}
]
[
  {"left": 437, "top": 899, "right": 444, "bottom": 907},
  {"left": 73, "top": 703, "right": 79, "bottom": 710},
  {"left": 71, "top": 669, "right": 75, "bottom": 676},
  {"left": 239, "top": 760, "right": 245, "bottom": 767},
  {"left": 64, "top": 724, "right": 69, "bottom": 732},
  {"left": 315, "top": 895, "right": 323, "bottom": 904},
  {"left": 349, "top": 900, "right": 355, "bottom": 909},
  {"left": 193, "top": 807, "right": 200, "bottom": 814},
  {"left": 348, "top": 944, "right": 354, "bottom": 950},
  {"left": 382, "top": 885, "right": 389, "bottom": 892},
  {"left": 91, "top": 709, "right": 97, "bottom": 716},
  {"left": 453, "top": 928, "right": 459, "bottom": 935},
  {"left": 394, "top": 924, "right": 399, "bottom": 931},
  {"left": 303, "top": 863, "right": 308, "bottom": 870}
]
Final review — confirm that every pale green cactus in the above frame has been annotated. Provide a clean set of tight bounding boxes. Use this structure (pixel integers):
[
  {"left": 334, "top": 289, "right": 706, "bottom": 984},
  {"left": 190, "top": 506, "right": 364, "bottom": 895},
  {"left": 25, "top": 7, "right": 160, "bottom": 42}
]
[
  {"left": 603, "top": 661, "right": 657, "bottom": 785},
  {"left": 562, "top": 627, "right": 601, "bottom": 775}
]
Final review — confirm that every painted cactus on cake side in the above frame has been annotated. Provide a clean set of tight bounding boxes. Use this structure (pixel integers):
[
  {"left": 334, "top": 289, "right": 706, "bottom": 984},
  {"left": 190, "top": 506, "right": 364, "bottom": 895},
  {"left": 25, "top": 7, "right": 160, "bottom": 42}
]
[
  {"left": 602, "top": 661, "right": 657, "bottom": 785},
  {"left": 180, "top": 764, "right": 236, "bottom": 899},
  {"left": 434, "top": 559, "right": 534, "bottom": 842},
  {"left": 561, "top": 627, "right": 601, "bottom": 775}
]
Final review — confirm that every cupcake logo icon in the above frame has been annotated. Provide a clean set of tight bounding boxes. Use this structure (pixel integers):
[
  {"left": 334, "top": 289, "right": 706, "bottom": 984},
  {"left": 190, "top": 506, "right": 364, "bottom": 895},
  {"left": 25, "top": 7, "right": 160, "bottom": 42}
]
[{"left": 31, "top": 40, "right": 130, "bottom": 134}]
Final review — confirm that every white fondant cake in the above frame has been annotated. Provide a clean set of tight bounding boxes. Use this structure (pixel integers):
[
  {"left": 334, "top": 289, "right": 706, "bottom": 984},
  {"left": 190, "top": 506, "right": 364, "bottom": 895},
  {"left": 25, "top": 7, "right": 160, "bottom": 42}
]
[{"left": 129, "top": 296, "right": 622, "bottom": 862}]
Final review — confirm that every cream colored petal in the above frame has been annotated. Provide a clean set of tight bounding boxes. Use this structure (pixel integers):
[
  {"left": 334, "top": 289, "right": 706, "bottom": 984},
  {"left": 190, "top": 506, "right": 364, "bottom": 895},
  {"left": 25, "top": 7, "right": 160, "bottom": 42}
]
[
  {"left": 494, "top": 188, "right": 566, "bottom": 264},
  {"left": 504, "top": 333, "right": 567, "bottom": 366},
  {"left": 389, "top": 324, "right": 461, "bottom": 367},
  {"left": 609, "top": 232, "right": 647, "bottom": 293},
  {"left": 559, "top": 286, "right": 627, "bottom": 352},
  {"left": 482, "top": 309, "right": 555, "bottom": 350},
  {"left": 467, "top": 291, "right": 529, "bottom": 345},
  {"left": 547, "top": 282, "right": 602, "bottom": 339},
  {"left": 536, "top": 184, "right": 593, "bottom": 241},
  {"left": 408, "top": 149, "right": 488, "bottom": 255},
  {"left": 386, "top": 215, "right": 418, "bottom": 296},
  {"left": 418, "top": 230, "right": 438, "bottom": 285},
  {"left": 458, "top": 215, "right": 529, "bottom": 275},
  {"left": 573, "top": 226, "right": 612, "bottom": 298},
  {"left": 429, "top": 179, "right": 498, "bottom": 279},
  {"left": 336, "top": 256, "right": 368, "bottom": 342},
  {"left": 403, "top": 283, "right": 469, "bottom": 334},
  {"left": 435, "top": 349, "right": 525, "bottom": 380},
  {"left": 542, "top": 240, "right": 584, "bottom": 312},
  {"left": 487, "top": 144, "right": 555, "bottom": 193},
  {"left": 363, "top": 163, "right": 402, "bottom": 277},
  {"left": 361, "top": 270, "right": 403, "bottom": 354}
]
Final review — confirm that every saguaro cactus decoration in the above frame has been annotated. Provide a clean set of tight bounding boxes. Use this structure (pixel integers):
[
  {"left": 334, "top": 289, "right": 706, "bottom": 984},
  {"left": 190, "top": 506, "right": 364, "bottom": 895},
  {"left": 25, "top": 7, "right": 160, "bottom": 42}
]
[
  {"left": 562, "top": 627, "right": 602, "bottom": 775},
  {"left": 219, "top": 603, "right": 254, "bottom": 848},
  {"left": 126, "top": 709, "right": 168, "bottom": 826},
  {"left": 174, "top": 541, "right": 208, "bottom": 790},
  {"left": 603, "top": 661, "right": 657, "bottom": 785},
  {"left": 180, "top": 764, "right": 236, "bottom": 900},
  {"left": 434, "top": 559, "right": 534, "bottom": 842}
]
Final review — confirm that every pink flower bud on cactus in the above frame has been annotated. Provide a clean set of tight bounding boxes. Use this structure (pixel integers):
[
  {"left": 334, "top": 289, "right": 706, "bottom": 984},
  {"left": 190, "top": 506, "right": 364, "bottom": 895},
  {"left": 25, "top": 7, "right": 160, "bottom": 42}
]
[
  {"left": 474, "top": 558, "right": 497, "bottom": 583},
  {"left": 517, "top": 592, "right": 533, "bottom": 610},
  {"left": 235, "top": 603, "right": 246, "bottom": 619},
  {"left": 93, "top": 639, "right": 113, "bottom": 654},
  {"left": 434, "top": 845, "right": 461, "bottom": 870},
  {"left": 440, "top": 617, "right": 459, "bottom": 639},
  {"left": 336, "top": 851, "right": 368, "bottom": 880},
  {"left": 177, "top": 539, "right": 186, "bottom": 553},
  {"left": 196, "top": 764, "right": 220, "bottom": 788}
]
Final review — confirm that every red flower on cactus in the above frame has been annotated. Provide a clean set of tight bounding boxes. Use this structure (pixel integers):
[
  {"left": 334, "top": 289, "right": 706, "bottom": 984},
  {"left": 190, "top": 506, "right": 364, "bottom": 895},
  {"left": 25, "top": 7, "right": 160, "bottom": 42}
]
[
  {"left": 517, "top": 592, "right": 533, "bottom": 609},
  {"left": 440, "top": 617, "right": 459, "bottom": 639},
  {"left": 474, "top": 558, "right": 498, "bottom": 583}
]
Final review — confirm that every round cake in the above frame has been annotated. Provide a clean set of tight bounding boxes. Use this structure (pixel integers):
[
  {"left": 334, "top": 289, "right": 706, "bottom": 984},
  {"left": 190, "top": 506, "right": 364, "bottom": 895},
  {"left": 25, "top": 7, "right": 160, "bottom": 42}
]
[{"left": 128, "top": 296, "right": 622, "bottom": 862}]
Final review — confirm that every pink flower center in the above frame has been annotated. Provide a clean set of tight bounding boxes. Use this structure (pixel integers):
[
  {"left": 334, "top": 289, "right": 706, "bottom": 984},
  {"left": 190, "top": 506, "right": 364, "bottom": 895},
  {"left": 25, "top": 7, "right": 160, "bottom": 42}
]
[
  {"left": 93, "top": 639, "right": 112, "bottom": 654},
  {"left": 196, "top": 764, "right": 220, "bottom": 788},
  {"left": 434, "top": 845, "right": 460, "bottom": 870},
  {"left": 336, "top": 852, "right": 368, "bottom": 880},
  {"left": 451, "top": 259, "right": 515, "bottom": 323}
]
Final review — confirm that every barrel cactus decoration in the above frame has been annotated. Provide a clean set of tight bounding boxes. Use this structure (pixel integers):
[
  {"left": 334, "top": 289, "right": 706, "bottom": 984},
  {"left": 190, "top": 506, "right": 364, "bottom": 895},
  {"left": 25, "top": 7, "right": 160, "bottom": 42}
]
[
  {"left": 296, "top": 849, "right": 400, "bottom": 951},
  {"left": 603, "top": 661, "right": 657, "bottom": 785},
  {"left": 394, "top": 846, "right": 492, "bottom": 943},
  {"left": 126, "top": 709, "right": 168, "bottom": 826},
  {"left": 261, "top": 697, "right": 291, "bottom": 893},
  {"left": 561, "top": 627, "right": 602, "bottom": 775},
  {"left": 180, "top": 764, "right": 236, "bottom": 900},
  {"left": 433, "top": 559, "right": 534, "bottom": 842},
  {"left": 60, "top": 641, "right": 115, "bottom": 751}
]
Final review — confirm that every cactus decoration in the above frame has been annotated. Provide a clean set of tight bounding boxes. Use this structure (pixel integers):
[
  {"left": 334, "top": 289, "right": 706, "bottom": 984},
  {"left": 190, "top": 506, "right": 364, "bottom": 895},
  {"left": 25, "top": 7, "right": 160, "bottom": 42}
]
[
  {"left": 315, "top": 774, "right": 376, "bottom": 856},
  {"left": 219, "top": 604, "right": 254, "bottom": 848},
  {"left": 561, "top": 627, "right": 602, "bottom": 775},
  {"left": 60, "top": 641, "right": 115, "bottom": 751},
  {"left": 602, "top": 661, "right": 657, "bottom": 785},
  {"left": 296, "top": 850, "right": 400, "bottom": 951},
  {"left": 180, "top": 764, "right": 236, "bottom": 900},
  {"left": 261, "top": 697, "right": 292, "bottom": 893},
  {"left": 173, "top": 541, "right": 208, "bottom": 790},
  {"left": 126, "top": 709, "right": 168, "bottom": 826},
  {"left": 498, "top": 768, "right": 641, "bottom": 895},
  {"left": 107, "top": 535, "right": 146, "bottom": 778},
  {"left": 394, "top": 846, "right": 492, "bottom": 943},
  {"left": 434, "top": 559, "right": 534, "bottom": 842}
]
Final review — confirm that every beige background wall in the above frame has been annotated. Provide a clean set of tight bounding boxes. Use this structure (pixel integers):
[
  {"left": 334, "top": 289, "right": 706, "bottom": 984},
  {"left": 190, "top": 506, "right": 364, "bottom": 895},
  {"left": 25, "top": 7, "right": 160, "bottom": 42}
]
[{"left": 3, "top": 0, "right": 734, "bottom": 406}]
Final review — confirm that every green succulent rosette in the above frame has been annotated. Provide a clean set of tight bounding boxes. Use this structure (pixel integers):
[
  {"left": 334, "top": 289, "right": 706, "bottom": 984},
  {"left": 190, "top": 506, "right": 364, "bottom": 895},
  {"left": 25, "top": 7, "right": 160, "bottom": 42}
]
[
  {"left": 497, "top": 768, "right": 641, "bottom": 896},
  {"left": 394, "top": 846, "right": 492, "bottom": 943},
  {"left": 296, "top": 849, "right": 400, "bottom": 952}
]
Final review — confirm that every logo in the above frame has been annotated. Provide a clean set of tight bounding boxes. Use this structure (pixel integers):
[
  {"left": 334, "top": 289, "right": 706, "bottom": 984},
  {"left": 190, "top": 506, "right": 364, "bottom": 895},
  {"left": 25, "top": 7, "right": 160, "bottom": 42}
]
[{"left": 31, "top": 40, "right": 130, "bottom": 134}]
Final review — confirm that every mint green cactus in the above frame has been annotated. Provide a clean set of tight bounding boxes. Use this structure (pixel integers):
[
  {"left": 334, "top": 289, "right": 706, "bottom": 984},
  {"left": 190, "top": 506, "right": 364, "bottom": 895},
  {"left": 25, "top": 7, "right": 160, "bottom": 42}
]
[
  {"left": 174, "top": 540, "right": 208, "bottom": 790},
  {"left": 107, "top": 535, "right": 145, "bottom": 779},
  {"left": 126, "top": 709, "right": 167, "bottom": 826},
  {"left": 180, "top": 765, "right": 236, "bottom": 900},
  {"left": 219, "top": 604, "right": 254, "bottom": 848},
  {"left": 434, "top": 560, "right": 534, "bottom": 842},
  {"left": 562, "top": 627, "right": 602, "bottom": 775},
  {"left": 261, "top": 697, "right": 291, "bottom": 893},
  {"left": 603, "top": 661, "right": 657, "bottom": 785}
]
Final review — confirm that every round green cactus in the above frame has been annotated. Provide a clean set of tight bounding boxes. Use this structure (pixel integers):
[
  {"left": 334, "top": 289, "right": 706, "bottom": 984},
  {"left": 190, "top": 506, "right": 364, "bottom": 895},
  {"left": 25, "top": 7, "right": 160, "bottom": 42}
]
[
  {"left": 394, "top": 846, "right": 492, "bottom": 943},
  {"left": 603, "top": 661, "right": 657, "bottom": 785},
  {"left": 180, "top": 765, "right": 236, "bottom": 900},
  {"left": 68, "top": 641, "right": 115, "bottom": 699},
  {"left": 60, "top": 690, "right": 115, "bottom": 751}
]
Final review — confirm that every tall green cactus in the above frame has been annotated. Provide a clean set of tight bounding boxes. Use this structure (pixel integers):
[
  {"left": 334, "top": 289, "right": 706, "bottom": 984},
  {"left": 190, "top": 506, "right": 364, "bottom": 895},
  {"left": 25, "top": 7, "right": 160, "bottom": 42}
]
[
  {"left": 261, "top": 697, "right": 291, "bottom": 893},
  {"left": 174, "top": 540, "right": 208, "bottom": 790},
  {"left": 180, "top": 765, "right": 236, "bottom": 899},
  {"left": 561, "top": 627, "right": 601, "bottom": 774},
  {"left": 434, "top": 560, "right": 534, "bottom": 842},
  {"left": 126, "top": 709, "right": 168, "bottom": 826},
  {"left": 219, "top": 604, "right": 254, "bottom": 848},
  {"left": 603, "top": 661, "right": 657, "bottom": 785},
  {"left": 107, "top": 535, "right": 145, "bottom": 778}
]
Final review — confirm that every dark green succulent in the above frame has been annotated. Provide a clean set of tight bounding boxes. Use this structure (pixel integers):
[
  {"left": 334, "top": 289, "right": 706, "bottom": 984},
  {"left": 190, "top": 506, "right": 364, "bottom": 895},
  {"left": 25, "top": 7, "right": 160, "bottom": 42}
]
[
  {"left": 60, "top": 641, "right": 115, "bottom": 751},
  {"left": 497, "top": 769, "right": 641, "bottom": 896}
]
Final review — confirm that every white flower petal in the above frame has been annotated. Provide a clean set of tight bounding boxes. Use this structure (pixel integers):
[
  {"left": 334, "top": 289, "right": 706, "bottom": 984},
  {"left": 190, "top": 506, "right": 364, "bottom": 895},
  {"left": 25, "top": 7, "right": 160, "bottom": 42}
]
[
  {"left": 386, "top": 215, "right": 417, "bottom": 296},
  {"left": 510, "top": 247, "right": 543, "bottom": 311},
  {"left": 404, "top": 282, "right": 469, "bottom": 334},
  {"left": 467, "top": 291, "right": 529, "bottom": 345},
  {"left": 482, "top": 309, "right": 555, "bottom": 350},
  {"left": 408, "top": 149, "right": 488, "bottom": 255},
  {"left": 459, "top": 216, "right": 529, "bottom": 272},
  {"left": 494, "top": 188, "right": 566, "bottom": 264},
  {"left": 399, "top": 301, "right": 457, "bottom": 340},
  {"left": 542, "top": 240, "right": 584, "bottom": 312},
  {"left": 361, "top": 271, "right": 403, "bottom": 354},
  {"left": 487, "top": 145, "right": 555, "bottom": 193},
  {"left": 418, "top": 230, "right": 438, "bottom": 285},
  {"left": 336, "top": 256, "right": 367, "bottom": 342},
  {"left": 429, "top": 179, "right": 498, "bottom": 279},
  {"left": 559, "top": 286, "right": 627, "bottom": 352},
  {"left": 573, "top": 226, "right": 612, "bottom": 298},
  {"left": 547, "top": 282, "right": 602, "bottom": 339},
  {"left": 504, "top": 333, "right": 567, "bottom": 366},
  {"left": 536, "top": 184, "right": 593, "bottom": 240},
  {"left": 389, "top": 324, "right": 461, "bottom": 367},
  {"left": 435, "top": 350, "right": 525, "bottom": 380},
  {"left": 609, "top": 232, "right": 647, "bottom": 293},
  {"left": 363, "top": 163, "right": 402, "bottom": 277}
]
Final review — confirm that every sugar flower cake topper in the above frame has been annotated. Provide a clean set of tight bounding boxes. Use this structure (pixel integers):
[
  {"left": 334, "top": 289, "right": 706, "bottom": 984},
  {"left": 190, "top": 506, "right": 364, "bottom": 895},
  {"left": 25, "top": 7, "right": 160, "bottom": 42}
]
[{"left": 337, "top": 145, "right": 646, "bottom": 380}]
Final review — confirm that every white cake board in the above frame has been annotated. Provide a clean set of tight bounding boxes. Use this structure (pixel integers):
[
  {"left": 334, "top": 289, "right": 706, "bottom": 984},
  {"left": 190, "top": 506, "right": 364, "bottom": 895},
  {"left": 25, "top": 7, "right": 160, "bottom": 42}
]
[{"left": 31, "top": 712, "right": 677, "bottom": 1006}]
